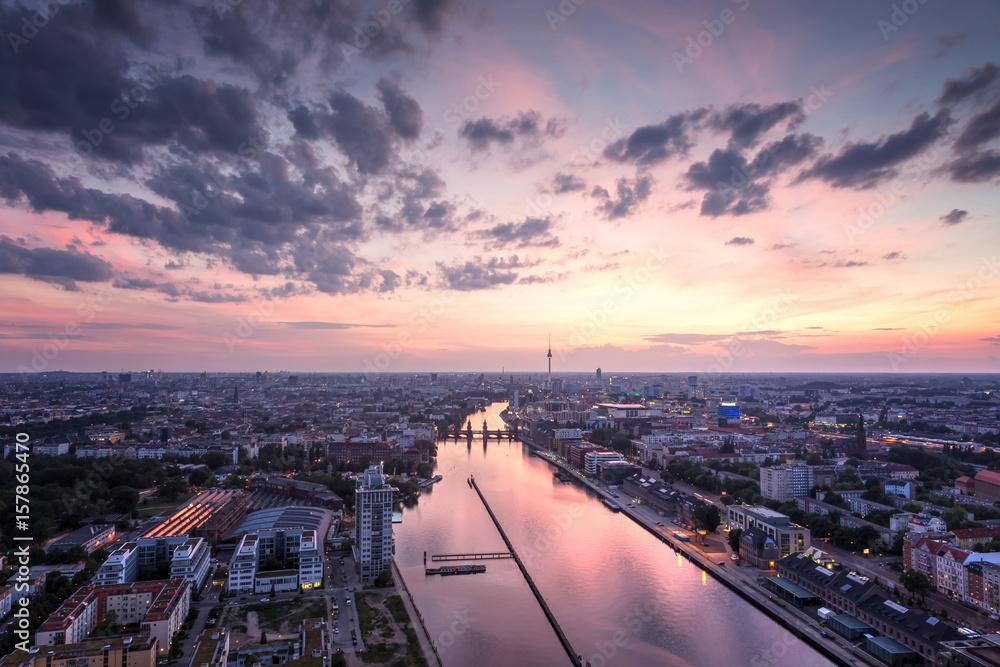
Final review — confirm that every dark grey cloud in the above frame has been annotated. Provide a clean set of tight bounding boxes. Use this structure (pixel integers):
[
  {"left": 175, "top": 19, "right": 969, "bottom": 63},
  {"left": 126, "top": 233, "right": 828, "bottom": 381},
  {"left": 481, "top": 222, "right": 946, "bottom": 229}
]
[
  {"left": 798, "top": 110, "right": 951, "bottom": 189},
  {"left": 0, "top": 151, "right": 383, "bottom": 296},
  {"left": 552, "top": 172, "right": 586, "bottom": 193},
  {"left": 938, "top": 62, "right": 999, "bottom": 105},
  {"left": 603, "top": 111, "right": 704, "bottom": 165},
  {"left": 725, "top": 237, "right": 754, "bottom": 246},
  {"left": 943, "top": 150, "right": 1000, "bottom": 182},
  {"left": 981, "top": 335, "right": 1000, "bottom": 343},
  {"left": 88, "top": 322, "right": 178, "bottom": 330},
  {"left": 0, "top": 236, "right": 114, "bottom": 290},
  {"left": 592, "top": 175, "right": 652, "bottom": 220},
  {"left": 288, "top": 106, "right": 321, "bottom": 139},
  {"left": 707, "top": 101, "right": 804, "bottom": 148},
  {"left": 684, "top": 134, "right": 820, "bottom": 217},
  {"left": 955, "top": 101, "right": 1000, "bottom": 149},
  {"left": 940, "top": 208, "right": 968, "bottom": 225},
  {"left": 377, "top": 77, "right": 423, "bottom": 140},
  {"left": 327, "top": 91, "right": 394, "bottom": 174},
  {"left": 0, "top": 3, "right": 264, "bottom": 165},
  {"left": 475, "top": 217, "right": 559, "bottom": 249},
  {"left": 92, "top": 0, "right": 153, "bottom": 46},
  {"left": 645, "top": 333, "right": 729, "bottom": 344},
  {"left": 290, "top": 84, "right": 421, "bottom": 173},
  {"left": 934, "top": 34, "right": 967, "bottom": 59},
  {"left": 436, "top": 255, "right": 530, "bottom": 290},
  {"left": 882, "top": 251, "right": 905, "bottom": 260},
  {"left": 278, "top": 322, "right": 395, "bottom": 329},
  {"left": 412, "top": 0, "right": 461, "bottom": 34},
  {"left": 459, "top": 111, "right": 558, "bottom": 151},
  {"left": 517, "top": 271, "right": 568, "bottom": 285},
  {"left": 197, "top": 4, "right": 299, "bottom": 87}
]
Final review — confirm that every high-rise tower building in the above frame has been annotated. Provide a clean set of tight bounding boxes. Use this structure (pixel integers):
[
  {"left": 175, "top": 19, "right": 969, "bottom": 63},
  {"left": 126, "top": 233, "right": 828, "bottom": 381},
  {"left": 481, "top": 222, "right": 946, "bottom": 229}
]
[
  {"left": 547, "top": 335, "right": 552, "bottom": 389},
  {"left": 355, "top": 466, "right": 397, "bottom": 585},
  {"left": 596, "top": 368, "right": 602, "bottom": 384}
]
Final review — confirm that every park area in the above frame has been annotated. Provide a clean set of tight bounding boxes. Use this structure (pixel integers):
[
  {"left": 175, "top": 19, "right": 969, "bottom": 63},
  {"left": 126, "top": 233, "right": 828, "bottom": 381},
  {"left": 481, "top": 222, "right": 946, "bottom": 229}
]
[
  {"left": 355, "top": 592, "right": 428, "bottom": 667},
  {"left": 220, "top": 597, "right": 329, "bottom": 645}
]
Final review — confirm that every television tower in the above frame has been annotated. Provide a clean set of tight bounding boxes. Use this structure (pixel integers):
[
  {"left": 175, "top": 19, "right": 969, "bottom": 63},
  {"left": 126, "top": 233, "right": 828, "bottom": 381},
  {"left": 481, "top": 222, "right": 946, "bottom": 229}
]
[{"left": 547, "top": 334, "right": 552, "bottom": 389}]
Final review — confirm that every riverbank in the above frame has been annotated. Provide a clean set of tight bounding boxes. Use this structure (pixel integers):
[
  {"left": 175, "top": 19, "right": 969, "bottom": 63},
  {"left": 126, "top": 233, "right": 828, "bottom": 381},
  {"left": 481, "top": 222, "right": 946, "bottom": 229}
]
[
  {"left": 522, "top": 438, "right": 872, "bottom": 667},
  {"left": 392, "top": 561, "right": 444, "bottom": 667}
]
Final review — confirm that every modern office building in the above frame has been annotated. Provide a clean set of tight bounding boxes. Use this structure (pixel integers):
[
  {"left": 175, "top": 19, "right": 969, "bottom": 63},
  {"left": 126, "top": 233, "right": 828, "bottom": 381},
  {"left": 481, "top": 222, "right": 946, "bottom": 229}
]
[
  {"left": 92, "top": 541, "right": 139, "bottom": 586},
  {"left": 168, "top": 538, "right": 211, "bottom": 590},
  {"left": 94, "top": 537, "right": 210, "bottom": 590},
  {"left": 727, "top": 505, "right": 810, "bottom": 557},
  {"left": 760, "top": 465, "right": 815, "bottom": 502},
  {"left": 226, "top": 529, "right": 323, "bottom": 594},
  {"left": 355, "top": 467, "right": 396, "bottom": 585},
  {"left": 584, "top": 451, "right": 624, "bottom": 477},
  {"left": 717, "top": 403, "right": 740, "bottom": 422}
]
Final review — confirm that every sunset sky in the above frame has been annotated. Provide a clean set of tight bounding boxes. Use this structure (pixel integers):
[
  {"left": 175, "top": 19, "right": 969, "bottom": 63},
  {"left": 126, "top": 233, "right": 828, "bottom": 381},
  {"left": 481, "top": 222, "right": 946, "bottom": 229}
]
[{"left": 1, "top": 0, "right": 999, "bottom": 374}]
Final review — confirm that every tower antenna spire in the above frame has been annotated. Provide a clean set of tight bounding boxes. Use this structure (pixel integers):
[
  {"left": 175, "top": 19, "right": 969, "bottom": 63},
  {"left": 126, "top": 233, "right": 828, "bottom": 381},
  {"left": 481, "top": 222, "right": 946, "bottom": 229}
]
[{"left": 546, "top": 334, "right": 552, "bottom": 389}]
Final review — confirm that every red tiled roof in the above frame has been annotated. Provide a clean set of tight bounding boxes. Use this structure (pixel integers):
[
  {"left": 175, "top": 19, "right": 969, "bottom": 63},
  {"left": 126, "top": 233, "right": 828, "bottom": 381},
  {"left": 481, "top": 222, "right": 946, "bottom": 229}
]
[{"left": 952, "top": 526, "right": 1000, "bottom": 540}]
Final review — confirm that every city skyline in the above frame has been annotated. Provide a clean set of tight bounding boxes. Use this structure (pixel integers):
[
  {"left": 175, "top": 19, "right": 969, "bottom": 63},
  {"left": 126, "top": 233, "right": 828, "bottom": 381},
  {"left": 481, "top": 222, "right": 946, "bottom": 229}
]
[{"left": 1, "top": 0, "right": 999, "bottom": 374}]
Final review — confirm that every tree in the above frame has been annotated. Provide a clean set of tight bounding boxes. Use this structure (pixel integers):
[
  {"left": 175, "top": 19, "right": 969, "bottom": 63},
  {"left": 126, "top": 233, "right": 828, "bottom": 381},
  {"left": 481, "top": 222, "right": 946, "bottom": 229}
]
[
  {"left": 158, "top": 476, "right": 189, "bottom": 500},
  {"left": 189, "top": 468, "right": 211, "bottom": 487},
  {"left": 900, "top": 569, "right": 931, "bottom": 603},
  {"left": 942, "top": 506, "right": 968, "bottom": 531},
  {"left": 261, "top": 632, "right": 268, "bottom": 644},
  {"left": 694, "top": 505, "right": 722, "bottom": 533},
  {"left": 728, "top": 528, "right": 743, "bottom": 552}
]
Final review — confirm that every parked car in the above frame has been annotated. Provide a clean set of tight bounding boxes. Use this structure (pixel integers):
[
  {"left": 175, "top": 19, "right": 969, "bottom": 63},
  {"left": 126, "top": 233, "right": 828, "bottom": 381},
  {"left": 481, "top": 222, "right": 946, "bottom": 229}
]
[
  {"left": 260, "top": 598, "right": 269, "bottom": 602},
  {"left": 346, "top": 599, "right": 351, "bottom": 606}
]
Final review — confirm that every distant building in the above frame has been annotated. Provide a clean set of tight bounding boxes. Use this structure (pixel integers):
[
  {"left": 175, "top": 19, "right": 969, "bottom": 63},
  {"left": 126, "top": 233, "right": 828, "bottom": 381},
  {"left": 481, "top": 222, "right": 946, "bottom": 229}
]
[
  {"left": 94, "top": 537, "right": 210, "bottom": 590},
  {"left": 717, "top": 403, "right": 740, "bottom": 423},
  {"left": 249, "top": 475, "right": 344, "bottom": 510},
  {"left": 726, "top": 506, "right": 810, "bottom": 557},
  {"left": 46, "top": 524, "right": 116, "bottom": 554},
  {"left": 974, "top": 470, "right": 1000, "bottom": 502},
  {"left": 226, "top": 523, "right": 325, "bottom": 595},
  {"left": 739, "top": 527, "right": 780, "bottom": 569},
  {"left": 0, "top": 634, "right": 158, "bottom": 667},
  {"left": 956, "top": 475, "right": 976, "bottom": 495},
  {"left": 35, "top": 579, "right": 189, "bottom": 655},
  {"left": 583, "top": 451, "right": 623, "bottom": 477},
  {"left": 760, "top": 465, "right": 814, "bottom": 502},
  {"left": 355, "top": 467, "right": 396, "bottom": 585}
]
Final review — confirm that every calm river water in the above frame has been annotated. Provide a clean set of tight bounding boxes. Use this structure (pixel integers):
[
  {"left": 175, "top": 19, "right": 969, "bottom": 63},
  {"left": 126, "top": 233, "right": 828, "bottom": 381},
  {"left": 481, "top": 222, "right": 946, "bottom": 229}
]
[{"left": 394, "top": 402, "right": 832, "bottom": 667}]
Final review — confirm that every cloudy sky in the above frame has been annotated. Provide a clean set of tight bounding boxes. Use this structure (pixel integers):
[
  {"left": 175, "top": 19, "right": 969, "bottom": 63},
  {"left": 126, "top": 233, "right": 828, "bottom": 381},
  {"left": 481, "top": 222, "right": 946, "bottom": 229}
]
[{"left": 1, "top": 0, "right": 999, "bottom": 374}]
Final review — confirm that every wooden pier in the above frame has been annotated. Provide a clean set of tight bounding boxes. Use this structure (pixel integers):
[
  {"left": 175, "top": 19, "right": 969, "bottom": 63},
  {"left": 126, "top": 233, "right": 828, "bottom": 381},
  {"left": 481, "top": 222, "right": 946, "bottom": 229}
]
[{"left": 431, "top": 552, "right": 513, "bottom": 562}]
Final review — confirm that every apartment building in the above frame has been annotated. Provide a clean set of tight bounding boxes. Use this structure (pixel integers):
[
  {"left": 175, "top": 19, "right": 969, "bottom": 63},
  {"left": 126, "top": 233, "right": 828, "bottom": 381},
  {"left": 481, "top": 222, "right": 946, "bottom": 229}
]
[{"left": 355, "top": 467, "right": 396, "bottom": 585}]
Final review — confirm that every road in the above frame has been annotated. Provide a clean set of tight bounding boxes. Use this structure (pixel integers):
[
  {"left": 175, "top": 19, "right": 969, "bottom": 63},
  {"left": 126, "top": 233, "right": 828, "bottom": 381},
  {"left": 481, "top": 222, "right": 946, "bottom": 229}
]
[
  {"left": 631, "top": 464, "right": 1000, "bottom": 634},
  {"left": 171, "top": 553, "right": 367, "bottom": 665},
  {"left": 818, "top": 542, "right": 1000, "bottom": 633}
]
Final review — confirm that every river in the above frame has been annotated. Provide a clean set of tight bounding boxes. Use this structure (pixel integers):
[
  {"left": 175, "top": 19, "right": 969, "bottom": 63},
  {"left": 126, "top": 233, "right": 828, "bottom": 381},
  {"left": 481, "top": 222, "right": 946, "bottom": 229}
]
[{"left": 394, "top": 402, "right": 832, "bottom": 667}]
